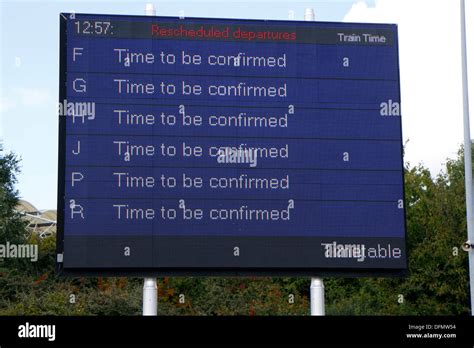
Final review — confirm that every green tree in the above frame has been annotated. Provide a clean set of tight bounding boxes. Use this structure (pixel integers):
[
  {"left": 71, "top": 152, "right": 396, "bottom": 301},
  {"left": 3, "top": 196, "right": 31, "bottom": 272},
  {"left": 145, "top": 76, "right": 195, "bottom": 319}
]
[{"left": 0, "top": 144, "right": 27, "bottom": 245}]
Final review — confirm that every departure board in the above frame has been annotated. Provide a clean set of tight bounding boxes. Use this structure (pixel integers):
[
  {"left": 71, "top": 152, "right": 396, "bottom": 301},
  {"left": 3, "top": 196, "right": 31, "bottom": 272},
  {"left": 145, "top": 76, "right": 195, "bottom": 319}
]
[{"left": 56, "top": 13, "right": 407, "bottom": 276}]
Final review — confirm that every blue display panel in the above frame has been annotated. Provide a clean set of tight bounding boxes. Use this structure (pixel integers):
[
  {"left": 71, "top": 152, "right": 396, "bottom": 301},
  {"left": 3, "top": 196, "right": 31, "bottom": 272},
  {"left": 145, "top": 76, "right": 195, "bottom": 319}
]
[{"left": 57, "top": 13, "right": 407, "bottom": 275}]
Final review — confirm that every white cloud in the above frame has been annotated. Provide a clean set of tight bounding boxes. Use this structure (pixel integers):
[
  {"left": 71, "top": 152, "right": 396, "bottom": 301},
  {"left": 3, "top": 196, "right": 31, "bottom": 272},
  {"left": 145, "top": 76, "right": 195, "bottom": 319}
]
[{"left": 344, "top": 0, "right": 474, "bottom": 175}]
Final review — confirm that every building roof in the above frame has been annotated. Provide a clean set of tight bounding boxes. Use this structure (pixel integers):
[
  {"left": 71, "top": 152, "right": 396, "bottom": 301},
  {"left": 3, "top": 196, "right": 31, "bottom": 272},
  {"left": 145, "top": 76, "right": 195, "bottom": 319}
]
[{"left": 16, "top": 199, "right": 57, "bottom": 237}]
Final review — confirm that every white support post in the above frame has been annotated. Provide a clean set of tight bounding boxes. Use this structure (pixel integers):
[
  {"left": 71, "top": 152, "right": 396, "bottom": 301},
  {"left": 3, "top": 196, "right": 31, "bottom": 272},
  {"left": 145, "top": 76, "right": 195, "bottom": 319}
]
[
  {"left": 310, "top": 278, "right": 325, "bottom": 316},
  {"left": 460, "top": 0, "right": 474, "bottom": 316},
  {"left": 304, "top": 8, "right": 315, "bottom": 22},
  {"left": 142, "top": 3, "right": 158, "bottom": 317},
  {"left": 143, "top": 278, "right": 158, "bottom": 316},
  {"left": 304, "top": 8, "right": 325, "bottom": 317},
  {"left": 145, "top": 3, "right": 156, "bottom": 16}
]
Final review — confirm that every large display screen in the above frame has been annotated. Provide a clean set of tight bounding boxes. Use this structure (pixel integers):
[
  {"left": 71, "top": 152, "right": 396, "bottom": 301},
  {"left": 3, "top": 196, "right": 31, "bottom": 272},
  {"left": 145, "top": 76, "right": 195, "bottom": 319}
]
[{"left": 57, "top": 13, "right": 407, "bottom": 276}]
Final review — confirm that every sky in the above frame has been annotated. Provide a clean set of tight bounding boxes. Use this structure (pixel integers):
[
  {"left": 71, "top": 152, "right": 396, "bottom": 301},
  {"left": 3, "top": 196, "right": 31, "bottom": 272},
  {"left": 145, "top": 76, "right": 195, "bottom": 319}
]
[{"left": 0, "top": 0, "right": 473, "bottom": 211}]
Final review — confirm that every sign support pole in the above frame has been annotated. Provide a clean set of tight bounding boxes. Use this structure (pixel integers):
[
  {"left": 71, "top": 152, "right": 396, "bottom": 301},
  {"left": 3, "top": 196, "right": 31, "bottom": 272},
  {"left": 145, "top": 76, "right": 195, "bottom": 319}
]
[
  {"left": 142, "top": 3, "right": 158, "bottom": 317},
  {"left": 304, "top": 8, "right": 326, "bottom": 317},
  {"left": 143, "top": 277, "right": 158, "bottom": 316},
  {"left": 461, "top": 0, "right": 474, "bottom": 316},
  {"left": 310, "top": 277, "right": 325, "bottom": 316}
]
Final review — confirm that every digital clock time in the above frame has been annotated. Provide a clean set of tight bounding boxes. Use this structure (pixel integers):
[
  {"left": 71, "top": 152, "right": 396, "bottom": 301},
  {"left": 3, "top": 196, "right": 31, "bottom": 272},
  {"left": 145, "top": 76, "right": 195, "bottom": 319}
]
[{"left": 74, "top": 20, "right": 113, "bottom": 35}]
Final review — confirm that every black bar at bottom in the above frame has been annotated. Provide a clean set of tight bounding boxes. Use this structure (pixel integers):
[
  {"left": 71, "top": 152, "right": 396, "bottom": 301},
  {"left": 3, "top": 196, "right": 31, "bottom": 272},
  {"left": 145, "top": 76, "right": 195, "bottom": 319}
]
[{"left": 0, "top": 316, "right": 472, "bottom": 346}]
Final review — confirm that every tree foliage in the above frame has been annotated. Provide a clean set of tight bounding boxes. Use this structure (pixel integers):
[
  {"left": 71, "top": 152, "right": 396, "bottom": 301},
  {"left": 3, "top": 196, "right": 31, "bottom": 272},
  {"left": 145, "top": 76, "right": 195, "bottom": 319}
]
[{"left": 0, "top": 144, "right": 27, "bottom": 245}]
